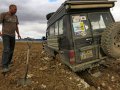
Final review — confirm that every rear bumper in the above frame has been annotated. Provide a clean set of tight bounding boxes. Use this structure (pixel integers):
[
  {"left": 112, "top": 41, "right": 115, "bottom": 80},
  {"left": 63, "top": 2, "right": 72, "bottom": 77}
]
[
  {"left": 60, "top": 54, "right": 107, "bottom": 72},
  {"left": 70, "top": 57, "right": 107, "bottom": 72}
]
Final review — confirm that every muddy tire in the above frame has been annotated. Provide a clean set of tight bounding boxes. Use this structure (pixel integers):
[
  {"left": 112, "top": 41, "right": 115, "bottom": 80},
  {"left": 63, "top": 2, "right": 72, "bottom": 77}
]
[{"left": 101, "top": 22, "right": 120, "bottom": 59}]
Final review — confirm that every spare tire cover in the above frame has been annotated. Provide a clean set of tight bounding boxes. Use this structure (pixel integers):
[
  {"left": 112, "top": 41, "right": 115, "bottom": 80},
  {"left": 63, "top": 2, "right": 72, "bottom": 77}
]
[{"left": 101, "top": 22, "right": 120, "bottom": 59}]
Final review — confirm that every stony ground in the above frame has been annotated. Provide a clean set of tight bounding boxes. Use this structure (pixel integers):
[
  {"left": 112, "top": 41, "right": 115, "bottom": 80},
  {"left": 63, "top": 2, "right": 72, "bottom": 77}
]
[
  {"left": 0, "top": 42, "right": 93, "bottom": 90},
  {"left": 0, "top": 42, "right": 120, "bottom": 90}
]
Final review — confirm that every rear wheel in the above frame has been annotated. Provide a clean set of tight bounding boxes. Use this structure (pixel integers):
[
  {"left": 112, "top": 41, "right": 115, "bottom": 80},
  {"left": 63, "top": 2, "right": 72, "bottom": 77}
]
[{"left": 101, "top": 22, "right": 120, "bottom": 59}]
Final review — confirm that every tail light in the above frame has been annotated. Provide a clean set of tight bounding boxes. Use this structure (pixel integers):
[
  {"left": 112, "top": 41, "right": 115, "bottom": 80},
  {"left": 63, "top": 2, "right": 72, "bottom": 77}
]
[{"left": 69, "top": 50, "right": 75, "bottom": 64}]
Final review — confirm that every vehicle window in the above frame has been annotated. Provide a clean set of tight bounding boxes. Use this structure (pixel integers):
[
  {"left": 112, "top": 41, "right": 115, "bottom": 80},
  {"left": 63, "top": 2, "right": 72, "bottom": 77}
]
[
  {"left": 89, "top": 12, "right": 113, "bottom": 30},
  {"left": 55, "top": 22, "right": 58, "bottom": 35},
  {"left": 47, "top": 29, "right": 50, "bottom": 37},
  {"left": 46, "top": 30, "right": 48, "bottom": 38},
  {"left": 72, "top": 14, "right": 91, "bottom": 37},
  {"left": 49, "top": 25, "right": 54, "bottom": 36},
  {"left": 59, "top": 19, "right": 63, "bottom": 35},
  {"left": 90, "top": 15, "right": 106, "bottom": 30},
  {"left": 102, "top": 13, "right": 113, "bottom": 25}
]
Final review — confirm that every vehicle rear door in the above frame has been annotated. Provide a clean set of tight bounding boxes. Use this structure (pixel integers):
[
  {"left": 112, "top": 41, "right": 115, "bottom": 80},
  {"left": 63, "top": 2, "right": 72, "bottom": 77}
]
[
  {"left": 88, "top": 12, "right": 114, "bottom": 58},
  {"left": 71, "top": 13, "right": 98, "bottom": 63}
]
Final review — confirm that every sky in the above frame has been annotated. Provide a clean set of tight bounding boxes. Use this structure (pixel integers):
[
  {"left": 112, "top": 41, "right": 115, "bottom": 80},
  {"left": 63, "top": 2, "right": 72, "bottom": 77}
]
[{"left": 0, "top": 0, "right": 120, "bottom": 39}]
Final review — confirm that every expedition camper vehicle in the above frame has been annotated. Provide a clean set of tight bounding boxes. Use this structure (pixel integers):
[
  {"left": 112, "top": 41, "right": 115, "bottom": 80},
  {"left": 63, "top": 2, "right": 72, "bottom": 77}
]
[{"left": 45, "top": 0, "right": 120, "bottom": 72}]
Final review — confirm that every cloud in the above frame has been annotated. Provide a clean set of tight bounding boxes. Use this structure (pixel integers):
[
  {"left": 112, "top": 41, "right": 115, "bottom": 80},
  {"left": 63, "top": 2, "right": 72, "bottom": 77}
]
[
  {"left": 111, "top": 1, "right": 120, "bottom": 21},
  {"left": 0, "top": 0, "right": 120, "bottom": 39},
  {"left": 19, "top": 22, "right": 47, "bottom": 39},
  {"left": 0, "top": 0, "right": 64, "bottom": 23},
  {"left": 0, "top": 0, "right": 64, "bottom": 39},
  {"left": 1, "top": 0, "right": 119, "bottom": 23},
  {"left": 0, "top": 22, "right": 47, "bottom": 39}
]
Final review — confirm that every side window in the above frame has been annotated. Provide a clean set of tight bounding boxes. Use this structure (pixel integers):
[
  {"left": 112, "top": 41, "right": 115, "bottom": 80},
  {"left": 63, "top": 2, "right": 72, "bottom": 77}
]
[
  {"left": 46, "top": 30, "right": 48, "bottom": 38},
  {"left": 55, "top": 22, "right": 58, "bottom": 35},
  {"left": 59, "top": 19, "right": 63, "bottom": 35},
  {"left": 50, "top": 25, "right": 55, "bottom": 36},
  {"left": 47, "top": 28, "right": 50, "bottom": 37}
]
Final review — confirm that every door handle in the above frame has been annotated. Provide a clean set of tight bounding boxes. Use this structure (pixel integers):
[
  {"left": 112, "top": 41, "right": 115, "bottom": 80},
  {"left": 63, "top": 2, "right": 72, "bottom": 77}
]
[{"left": 86, "top": 38, "right": 93, "bottom": 44}]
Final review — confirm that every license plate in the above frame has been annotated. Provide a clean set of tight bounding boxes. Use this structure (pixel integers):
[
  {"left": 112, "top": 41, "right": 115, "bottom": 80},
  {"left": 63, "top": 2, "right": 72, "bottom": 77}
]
[{"left": 81, "top": 50, "right": 93, "bottom": 60}]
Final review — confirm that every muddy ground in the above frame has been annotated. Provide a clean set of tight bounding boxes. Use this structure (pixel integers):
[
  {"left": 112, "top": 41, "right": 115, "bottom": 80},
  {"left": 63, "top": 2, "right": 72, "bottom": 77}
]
[{"left": 0, "top": 42, "right": 120, "bottom": 90}]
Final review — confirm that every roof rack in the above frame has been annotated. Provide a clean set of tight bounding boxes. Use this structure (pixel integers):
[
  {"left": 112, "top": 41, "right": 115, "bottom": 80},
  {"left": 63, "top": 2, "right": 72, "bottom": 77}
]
[
  {"left": 66, "top": 0, "right": 116, "bottom": 4},
  {"left": 67, "top": 0, "right": 116, "bottom": 2},
  {"left": 64, "top": 0, "right": 116, "bottom": 9}
]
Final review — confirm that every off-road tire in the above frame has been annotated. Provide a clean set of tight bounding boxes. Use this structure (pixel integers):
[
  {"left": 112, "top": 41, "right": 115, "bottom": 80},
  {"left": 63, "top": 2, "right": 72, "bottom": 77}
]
[{"left": 101, "top": 22, "right": 120, "bottom": 59}]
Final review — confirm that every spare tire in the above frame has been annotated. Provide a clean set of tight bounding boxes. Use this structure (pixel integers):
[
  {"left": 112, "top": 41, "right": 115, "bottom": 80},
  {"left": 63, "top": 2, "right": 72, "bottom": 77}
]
[{"left": 101, "top": 22, "right": 120, "bottom": 59}]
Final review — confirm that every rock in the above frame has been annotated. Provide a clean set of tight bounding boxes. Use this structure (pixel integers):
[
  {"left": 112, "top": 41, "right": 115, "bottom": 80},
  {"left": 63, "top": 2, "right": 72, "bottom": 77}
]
[
  {"left": 107, "top": 74, "right": 110, "bottom": 77},
  {"left": 69, "top": 77, "right": 72, "bottom": 80},
  {"left": 108, "top": 87, "right": 112, "bottom": 90},
  {"left": 27, "top": 74, "right": 34, "bottom": 78},
  {"left": 41, "top": 51, "right": 45, "bottom": 54},
  {"left": 58, "top": 63, "right": 62, "bottom": 66},
  {"left": 44, "top": 57, "right": 49, "bottom": 60},
  {"left": 111, "top": 76, "right": 115, "bottom": 82},
  {"left": 76, "top": 78, "right": 80, "bottom": 82},
  {"left": 41, "top": 84, "right": 46, "bottom": 89},
  {"left": 77, "top": 83, "right": 82, "bottom": 88},
  {"left": 97, "top": 86, "right": 101, "bottom": 90},
  {"left": 91, "top": 71, "right": 101, "bottom": 78},
  {"left": 80, "top": 80, "right": 90, "bottom": 88},
  {"left": 39, "top": 66, "right": 48, "bottom": 71},
  {"left": 101, "top": 82, "right": 106, "bottom": 87}
]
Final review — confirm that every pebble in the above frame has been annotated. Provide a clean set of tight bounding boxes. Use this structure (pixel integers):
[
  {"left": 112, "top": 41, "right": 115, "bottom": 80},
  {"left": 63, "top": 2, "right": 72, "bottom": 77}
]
[
  {"left": 27, "top": 74, "right": 34, "bottom": 78},
  {"left": 41, "top": 84, "right": 46, "bottom": 88},
  {"left": 39, "top": 66, "right": 48, "bottom": 71},
  {"left": 80, "top": 80, "right": 90, "bottom": 88},
  {"left": 111, "top": 76, "right": 115, "bottom": 82},
  {"left": 69, "top": 77, "right": 72, "bottom": 80},
  {"left": 101, "top": 82, "right": 106, "bottom": 87},
  {"left": 97, "top": 86, "right": 101, "bottom": 90}
]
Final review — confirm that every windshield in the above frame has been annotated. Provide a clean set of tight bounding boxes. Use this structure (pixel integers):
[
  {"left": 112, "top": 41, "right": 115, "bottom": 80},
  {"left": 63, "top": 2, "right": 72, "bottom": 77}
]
[{"left": 71, "top": 12, "right": 113, "bottom": 37}]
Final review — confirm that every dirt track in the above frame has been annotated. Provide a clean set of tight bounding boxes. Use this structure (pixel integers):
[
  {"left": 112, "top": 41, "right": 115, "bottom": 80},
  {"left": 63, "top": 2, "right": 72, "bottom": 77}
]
[{"left": 0, "top": 42, "right": 120, "bottom": 90}]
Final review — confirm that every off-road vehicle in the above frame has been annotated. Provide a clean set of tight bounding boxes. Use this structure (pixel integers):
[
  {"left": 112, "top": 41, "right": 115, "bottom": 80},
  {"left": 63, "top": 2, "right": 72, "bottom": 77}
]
[{"left": 45, "top": 0, "right": 120, "bottom": 72}]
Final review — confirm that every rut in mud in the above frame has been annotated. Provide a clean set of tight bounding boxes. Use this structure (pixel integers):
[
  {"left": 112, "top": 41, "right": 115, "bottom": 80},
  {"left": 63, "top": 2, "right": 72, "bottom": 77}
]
[{"left": 76, "top": 59, "right": 120, "bottom": 90}]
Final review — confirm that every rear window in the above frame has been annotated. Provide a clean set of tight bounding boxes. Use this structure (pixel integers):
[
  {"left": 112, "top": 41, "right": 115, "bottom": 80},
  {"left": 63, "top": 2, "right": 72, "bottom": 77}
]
[
  {"left": 89, "top": 12, "right": 113, "bottom": 30},
  {"left": 71, "top": 12, "right": 113, "bottom": 36}
]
